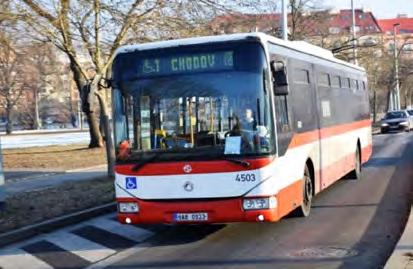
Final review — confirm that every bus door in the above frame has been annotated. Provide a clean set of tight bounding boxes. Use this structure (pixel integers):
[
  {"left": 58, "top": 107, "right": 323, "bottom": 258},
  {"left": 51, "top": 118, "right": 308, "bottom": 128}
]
[
  {"left": 288, "top": 59, "right": 321, "bottom": 190},
  {"left": 314, "top": 66, "right": 336, "bottom": 190}
]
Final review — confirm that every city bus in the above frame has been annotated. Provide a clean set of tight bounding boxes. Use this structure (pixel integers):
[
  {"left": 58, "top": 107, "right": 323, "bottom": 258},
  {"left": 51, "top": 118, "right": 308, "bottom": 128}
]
[{"left": 111, "top": 32, "right": 372, "bottom": 224}]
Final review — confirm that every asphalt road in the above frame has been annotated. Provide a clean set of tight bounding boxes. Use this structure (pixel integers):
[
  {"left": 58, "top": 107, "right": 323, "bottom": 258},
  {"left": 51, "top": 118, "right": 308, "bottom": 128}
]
[{"left": 109, "top": 132, "right": 413, "bottom": 269}]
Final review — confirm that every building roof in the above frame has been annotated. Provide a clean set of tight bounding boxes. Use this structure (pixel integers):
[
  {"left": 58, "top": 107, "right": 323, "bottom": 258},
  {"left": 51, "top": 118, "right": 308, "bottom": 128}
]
[
  {"left": 327, "top": 9, "right": 382, "bottom": 35},
  {"left": 378, "top": 17, "right": 413, "bottom": 34}
]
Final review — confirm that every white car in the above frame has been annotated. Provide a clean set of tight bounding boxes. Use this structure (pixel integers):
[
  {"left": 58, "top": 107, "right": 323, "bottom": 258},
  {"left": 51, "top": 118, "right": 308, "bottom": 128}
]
[{"left": 380, "top": 110, "right": 413, "bottom": 133}]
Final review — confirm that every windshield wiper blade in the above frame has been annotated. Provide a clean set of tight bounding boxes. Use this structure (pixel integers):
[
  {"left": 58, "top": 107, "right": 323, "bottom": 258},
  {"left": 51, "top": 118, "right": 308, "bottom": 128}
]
[
  {"left": 131, "top": 154, "right": 159, "bottom": 172},
  {"left": 222, "top": 157, "right": 251, "bottom": 168}
]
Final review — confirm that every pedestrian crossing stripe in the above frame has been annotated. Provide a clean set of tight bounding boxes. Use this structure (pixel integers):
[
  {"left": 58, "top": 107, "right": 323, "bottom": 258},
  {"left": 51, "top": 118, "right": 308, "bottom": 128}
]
[{"left": 0, "top": 213, "right": 154, "bottom": 269}]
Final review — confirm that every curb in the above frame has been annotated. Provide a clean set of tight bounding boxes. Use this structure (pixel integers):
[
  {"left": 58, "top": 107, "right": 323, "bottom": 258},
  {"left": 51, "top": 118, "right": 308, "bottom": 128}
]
[
  {"left": 385, "top": 205, "right": 413, "bottom": 269},
  {"left": 0, "top": 202, "right": 116, "bottom": 248}
]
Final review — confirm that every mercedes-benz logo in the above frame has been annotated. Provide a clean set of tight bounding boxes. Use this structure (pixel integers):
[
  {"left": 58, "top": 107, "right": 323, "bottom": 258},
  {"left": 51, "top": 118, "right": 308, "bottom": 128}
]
[
  {"left": 183, "top": 164, "right": 192, "bottom": 173},
  {"left": 183, "top": 181, "right": 194, "bottom": 192}
]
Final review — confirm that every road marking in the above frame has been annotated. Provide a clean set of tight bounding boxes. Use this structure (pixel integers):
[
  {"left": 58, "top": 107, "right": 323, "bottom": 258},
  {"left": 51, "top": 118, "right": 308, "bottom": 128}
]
[
  {"left": 89, "top": 218, "right": 154, "bottom": 243},
  {"left": 0, "top": 248, "right": 54, "bottom": 269},
  {"left": 46, "top": 231, "right": 116, "bottom": 263},
  {"left": 71, "top": 225, "right": 138, "bottom": 251},
  {"left": 0, "top": 213, "right": 156, "bottom": 269},
  {"left": 22, "top": 240, "right": 91, "bottom": 269}
]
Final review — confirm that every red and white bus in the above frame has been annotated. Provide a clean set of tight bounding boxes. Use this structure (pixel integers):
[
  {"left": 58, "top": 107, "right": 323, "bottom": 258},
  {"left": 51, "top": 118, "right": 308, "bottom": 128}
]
[{"left": 111, "top": 33, "right": 372, "bottom": 224}]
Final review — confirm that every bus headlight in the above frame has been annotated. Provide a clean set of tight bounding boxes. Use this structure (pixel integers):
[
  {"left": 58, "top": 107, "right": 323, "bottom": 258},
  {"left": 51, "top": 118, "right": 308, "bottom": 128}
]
[
  {"left": 118, "top": 202, "right": 139, "bottom": 213},
  {"left": 243, "top": 197, "right": 277, "bottom": 210}
]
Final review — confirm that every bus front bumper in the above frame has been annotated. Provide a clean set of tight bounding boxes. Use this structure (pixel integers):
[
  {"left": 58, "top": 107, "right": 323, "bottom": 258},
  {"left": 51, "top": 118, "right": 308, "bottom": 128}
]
[{"left": 116, "top": 197, "right": 280, "bottom": 224}]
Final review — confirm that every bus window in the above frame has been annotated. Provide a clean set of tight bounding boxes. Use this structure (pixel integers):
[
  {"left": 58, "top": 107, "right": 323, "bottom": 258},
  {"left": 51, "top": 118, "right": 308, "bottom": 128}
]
[
  {"left": 351, "top": 79, "right": 358, "bottom": 90},
  {"left": 341, "top": 77, "right": 350, "bottom": 89},
  {"left": 331, "top": 75, "right": 340, "bottom": 88},
  {"left": 318, "top": 73, "right": 330, "bottom": 87},
  {"left": 294, "top": 69, "right": 310, "bottom": 84}
]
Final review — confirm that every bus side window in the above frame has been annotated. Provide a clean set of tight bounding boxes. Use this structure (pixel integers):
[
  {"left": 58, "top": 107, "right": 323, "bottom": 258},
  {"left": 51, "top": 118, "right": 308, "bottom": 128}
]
[
  {"left": 331, "top": 75, "right": 341, "bottom": 88},
  {"left": 275, "top": 96, "right": 289, "bottom": 130},
  {"left": 294, "top": 69, "right": 310, "bottom": 84}
]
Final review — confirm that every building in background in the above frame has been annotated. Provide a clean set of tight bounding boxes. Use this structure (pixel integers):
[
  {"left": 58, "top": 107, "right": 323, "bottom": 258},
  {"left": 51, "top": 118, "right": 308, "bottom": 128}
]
[{"left": 377, "top": 14, "right": 413, "bottom": 58}]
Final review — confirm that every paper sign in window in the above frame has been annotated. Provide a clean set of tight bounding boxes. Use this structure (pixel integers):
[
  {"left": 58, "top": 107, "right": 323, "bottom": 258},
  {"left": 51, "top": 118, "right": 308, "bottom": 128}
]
[{"left": 224, "top": 136, "right": 241, "bottom": 155}]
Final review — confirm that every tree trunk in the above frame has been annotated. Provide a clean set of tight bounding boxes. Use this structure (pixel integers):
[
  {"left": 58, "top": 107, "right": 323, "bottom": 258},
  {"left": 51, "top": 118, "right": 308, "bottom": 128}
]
[
  {"left": 372, "top": 89, "right": 377, "bottom": 122},
  {"left": 96, "top": 90, "right": 115, "bottom": 177},
  {"left": 5, "top": 106, "right": 12, "bottom": 135},
  {"left": 86, "top": 111, "right": 103, "bottom": 148},
  {"left": 68, "top": 56, "right": 103, "bottom": 147}
]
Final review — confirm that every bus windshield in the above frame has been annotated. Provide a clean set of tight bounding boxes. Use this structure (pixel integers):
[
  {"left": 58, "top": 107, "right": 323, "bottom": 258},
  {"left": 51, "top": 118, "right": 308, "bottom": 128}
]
[{"left": 112, "top": 41, "right": 275, "bottom": 162}]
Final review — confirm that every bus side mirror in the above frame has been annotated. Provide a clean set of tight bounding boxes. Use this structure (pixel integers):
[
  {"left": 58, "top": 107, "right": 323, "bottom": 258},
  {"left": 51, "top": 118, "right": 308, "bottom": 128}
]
[{"left": 270, "top": 60, "right": 289, "bottom": 95}]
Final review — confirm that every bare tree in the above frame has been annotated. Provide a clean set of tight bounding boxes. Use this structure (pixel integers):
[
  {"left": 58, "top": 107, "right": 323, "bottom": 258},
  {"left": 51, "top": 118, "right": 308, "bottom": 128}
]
[
  {"left": 3, "top": 0, "right": 236, "bottom": 175},
  {"left": 0, "top": 25, "right": 34, "bottom": 134}
]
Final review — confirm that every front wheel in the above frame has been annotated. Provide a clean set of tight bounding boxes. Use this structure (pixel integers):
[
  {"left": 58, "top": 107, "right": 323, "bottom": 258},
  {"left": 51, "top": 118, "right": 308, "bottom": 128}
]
[{"left": 293, "top": 164, "right": 313, "bottom": 217}]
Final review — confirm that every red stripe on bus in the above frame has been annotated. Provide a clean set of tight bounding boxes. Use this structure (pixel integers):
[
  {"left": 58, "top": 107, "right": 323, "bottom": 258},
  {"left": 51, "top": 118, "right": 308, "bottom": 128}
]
[
  {"left": 288, "top": 119, "right": 371, "bottom": 149},
  {"left": 115, "top": 157, "right": 273, "bottom": 176}
]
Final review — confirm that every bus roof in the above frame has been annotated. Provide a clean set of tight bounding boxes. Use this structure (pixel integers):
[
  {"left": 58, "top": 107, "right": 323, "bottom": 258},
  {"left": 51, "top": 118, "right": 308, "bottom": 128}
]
[{"left": 115, "top": 32, "right": 365, "bottom": 72}]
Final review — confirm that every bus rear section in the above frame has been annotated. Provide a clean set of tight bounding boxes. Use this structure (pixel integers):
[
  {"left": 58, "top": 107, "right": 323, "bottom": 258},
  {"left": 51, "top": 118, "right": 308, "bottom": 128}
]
[{"left": 111, "top": 33, "right": 372, "bottom": 224}]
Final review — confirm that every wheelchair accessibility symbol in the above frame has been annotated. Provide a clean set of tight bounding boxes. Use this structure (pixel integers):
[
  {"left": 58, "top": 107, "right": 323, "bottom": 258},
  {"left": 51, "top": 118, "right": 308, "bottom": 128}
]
[{"left": 125, "top": 177, "right": 137, "bottom": 190}]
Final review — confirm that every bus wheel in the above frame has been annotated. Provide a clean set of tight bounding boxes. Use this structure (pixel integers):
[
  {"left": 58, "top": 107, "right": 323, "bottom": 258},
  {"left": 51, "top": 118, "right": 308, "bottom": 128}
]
[
  {"left": 348, "top": 146, "right": 361, "bottom": 180},
  {"left": 293, "top": 164, "right": 313, "bottom": 217}
]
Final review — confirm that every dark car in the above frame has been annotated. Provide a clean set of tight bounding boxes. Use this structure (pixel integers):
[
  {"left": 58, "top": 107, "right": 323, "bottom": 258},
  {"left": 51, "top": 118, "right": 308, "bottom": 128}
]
[{"left": 380, "top": 110, "right": 412, "bottom": 133}]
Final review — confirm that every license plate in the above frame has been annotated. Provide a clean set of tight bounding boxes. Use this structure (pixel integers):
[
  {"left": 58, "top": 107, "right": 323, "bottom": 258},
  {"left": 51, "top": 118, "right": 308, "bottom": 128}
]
[{"left": 173, "top": 212, "right": 208, "bottom": 222}]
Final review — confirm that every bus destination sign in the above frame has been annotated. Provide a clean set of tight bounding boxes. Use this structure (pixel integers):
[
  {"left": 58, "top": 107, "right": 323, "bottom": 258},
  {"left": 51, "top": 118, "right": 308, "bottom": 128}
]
[{"left": 138, "top": 51, "right": 234, "bottom": 77}]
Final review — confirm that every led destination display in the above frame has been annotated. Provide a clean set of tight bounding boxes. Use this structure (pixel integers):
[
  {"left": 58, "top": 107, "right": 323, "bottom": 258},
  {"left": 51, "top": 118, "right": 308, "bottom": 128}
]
[{"left": 138, "top": 51, "right": 234, "bottom": 77}]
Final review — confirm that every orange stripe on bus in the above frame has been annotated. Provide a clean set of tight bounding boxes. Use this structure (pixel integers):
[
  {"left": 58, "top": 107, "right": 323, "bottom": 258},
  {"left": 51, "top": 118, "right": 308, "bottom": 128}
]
[{"left": 288, "top": 119, "right": 371, "bottom": 149}]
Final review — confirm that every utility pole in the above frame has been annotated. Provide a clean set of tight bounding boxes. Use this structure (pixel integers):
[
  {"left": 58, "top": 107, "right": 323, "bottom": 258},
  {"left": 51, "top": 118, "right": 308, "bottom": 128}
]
[
  {"left": 34, "top": 89, "right": 40, "bottom": 129},
  {"left": 351, "top": 0, "right": 358, "bottom": 65},
  {"left": 393, "top": 23, "right": 401, "bottom": 110},
  {"left": 281, "top": 0, "right": 288, "bottom": 41}
]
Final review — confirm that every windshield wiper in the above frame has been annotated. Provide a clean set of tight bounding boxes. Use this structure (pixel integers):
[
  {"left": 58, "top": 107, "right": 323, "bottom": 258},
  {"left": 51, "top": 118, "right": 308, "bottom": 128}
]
[
  {"left": 221, "top": 157, "right": 251, "bottom": 168},
  {"left": 131, "top": 154, "right": 159, "bottom": 172}
]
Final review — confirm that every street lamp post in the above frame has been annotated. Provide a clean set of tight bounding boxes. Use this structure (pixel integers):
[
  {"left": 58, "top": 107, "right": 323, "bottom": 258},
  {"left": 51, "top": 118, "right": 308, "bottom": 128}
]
[
  {"left": 351, "top": 0, "right": 358, "bottom": 65},
  {"left": 393, "top": 23, "right": 401, "bottom": 110},
  {"left": 281, "top": 0, "right": 288, "bottom": 41}
]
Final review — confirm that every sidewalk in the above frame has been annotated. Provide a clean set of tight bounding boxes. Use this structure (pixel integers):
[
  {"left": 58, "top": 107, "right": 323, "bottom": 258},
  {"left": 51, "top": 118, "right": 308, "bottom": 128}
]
[
  {"left": 385, "top": 205, "right": 413, "bottom": 269},
  {"left": 0, "top": 128, "right": 88, "bottom": 136},
  {"left": 4, "top": 164, "right": 107, "bottom": 195}
]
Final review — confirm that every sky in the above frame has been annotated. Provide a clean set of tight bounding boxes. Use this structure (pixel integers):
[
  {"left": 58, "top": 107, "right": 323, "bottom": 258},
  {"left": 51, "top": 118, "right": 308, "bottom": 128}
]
[{"left": 324, "top": 0, "right": 413, "bottom": 19}]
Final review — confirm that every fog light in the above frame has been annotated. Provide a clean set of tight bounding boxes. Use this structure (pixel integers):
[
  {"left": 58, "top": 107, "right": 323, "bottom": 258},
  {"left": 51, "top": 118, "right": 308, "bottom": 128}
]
[
  {"left": 118, "top": 202, "right": 139, "bottom": 213},
  {"left": 125, "top": 217, "right": 132, "bottom": 224},
  {"left": 243, "top": 197, "right": 277, "bottom": 210},
  {"left": 257, "top": 214, "right": 265, "bottom": 222}
]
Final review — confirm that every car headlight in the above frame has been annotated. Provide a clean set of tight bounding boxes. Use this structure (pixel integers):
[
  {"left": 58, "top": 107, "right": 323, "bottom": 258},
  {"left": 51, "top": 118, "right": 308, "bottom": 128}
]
[
  {"left": 243, "top": 197, "right": 277, "bottom": 210},
  {"left": 118, "top": 202, "right": 139, "bottom": 213},
  {"left": 399, "top": 121, "right": 409, "bottom": 126},
  {"left": 381, "top": 123, "right": 389, "bottom": 127}
]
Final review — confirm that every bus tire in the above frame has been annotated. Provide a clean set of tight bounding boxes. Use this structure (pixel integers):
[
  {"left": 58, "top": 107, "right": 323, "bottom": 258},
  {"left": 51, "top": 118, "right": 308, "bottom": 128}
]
[
  {"left": 348, "top": 146, "right": 361, "bottom": 180},
  {"left": 293, "top": 164, "right": 313, "bottom": 217}
]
